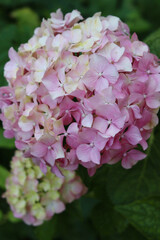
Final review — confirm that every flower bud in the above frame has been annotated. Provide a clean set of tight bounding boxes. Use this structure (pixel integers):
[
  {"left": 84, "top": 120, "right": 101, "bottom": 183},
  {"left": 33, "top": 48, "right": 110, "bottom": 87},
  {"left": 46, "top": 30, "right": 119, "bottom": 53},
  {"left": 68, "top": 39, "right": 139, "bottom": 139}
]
[{"left": 3, "top": 151, "right": 87, "bottom": 226}]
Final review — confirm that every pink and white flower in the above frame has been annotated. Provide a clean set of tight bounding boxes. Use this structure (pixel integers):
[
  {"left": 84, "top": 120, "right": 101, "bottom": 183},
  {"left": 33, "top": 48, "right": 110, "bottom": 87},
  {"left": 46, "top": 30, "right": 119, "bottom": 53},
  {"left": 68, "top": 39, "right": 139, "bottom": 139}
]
[{"left": 0, "top": 9, "right": 160, "bottom": 176}]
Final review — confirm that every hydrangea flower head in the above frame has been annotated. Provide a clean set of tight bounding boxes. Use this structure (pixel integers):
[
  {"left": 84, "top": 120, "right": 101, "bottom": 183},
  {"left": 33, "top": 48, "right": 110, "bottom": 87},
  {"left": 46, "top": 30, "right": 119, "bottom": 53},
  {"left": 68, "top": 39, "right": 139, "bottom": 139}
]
[
  {"left": 3, "top": 151, "right": 87, "bottom": 226},
  {"left": 0, "top": 9, "right": 160, "bottom": 176}
]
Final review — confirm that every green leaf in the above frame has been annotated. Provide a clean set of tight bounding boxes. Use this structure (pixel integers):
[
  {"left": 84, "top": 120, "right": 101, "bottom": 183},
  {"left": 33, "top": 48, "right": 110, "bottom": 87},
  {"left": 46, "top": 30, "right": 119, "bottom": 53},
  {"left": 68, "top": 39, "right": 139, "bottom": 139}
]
[
  {"left": 0, "top": 165, "right": 9, "bottom": 189},
  {"left": 0, "top": 24, "right": 18, "bottom": 86},
  {"left": 0, "top": 25, "right": 17, "bottom": 52},
  {"left": 107, "top": 124, "right": 160, "bottom": 205},
  {"left": 10, "top": 7, "right": 40, "bottom": 44},
  {"left": 34, "top": 217, "right": 57, "bottom": 240},
  {"left": 0, "top": 0, "right": 33, "bottom": 6},
  {"left": 79, "top": 196, "right": 99, "bottom": 219},
  {"left": 145, "top": 28, "right": 160, "bottom": 58},
  {"left": 0, "top": 128, "right": 15, "bottom": 149},
  {"left": 7, "top": 211, "right": 20, "bottom": 223},
  {"left": 11, "top": 7, "right": 39, "bottom": 28},
  {"left": 53, "top": 201, "right": 97, "bottom": 240},
  {"left": 116, "top": 197, "right": 160, "bottom": 240},
  {"left": 91, "top": 200, "right": 128, "bottom": 237},
  {"left": 116, "top": 0, "right": 151, "bottom": 34},
  {"left": 0, "top": 210, "right": 3, "bottom": 221}
]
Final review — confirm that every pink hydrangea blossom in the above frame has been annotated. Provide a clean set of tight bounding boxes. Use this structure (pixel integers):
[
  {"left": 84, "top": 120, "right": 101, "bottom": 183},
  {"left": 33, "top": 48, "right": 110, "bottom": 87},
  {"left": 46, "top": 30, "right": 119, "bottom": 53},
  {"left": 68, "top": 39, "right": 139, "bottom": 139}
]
[{"left": 0, "top": 9, "right": 160, "bottom": 176}]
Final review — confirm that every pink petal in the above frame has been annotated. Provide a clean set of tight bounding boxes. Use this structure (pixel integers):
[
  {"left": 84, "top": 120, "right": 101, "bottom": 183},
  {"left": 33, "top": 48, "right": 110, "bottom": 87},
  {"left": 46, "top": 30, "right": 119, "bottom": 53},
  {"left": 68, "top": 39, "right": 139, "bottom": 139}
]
[
  {"left": 82, "top": 113, "right": 93, "bottom": 127},
  {"left": 31, "top": 142, "right": 47, "bottom": 158},
  {"left": 45, "top": 150, "right": 55, "bottom": 166},
  {"left": 103, "top": 64, "right": 118, "bottom": 84},
  {"left": 122, "top": 150, "right": 146, "bottom": 169},
  {"left": 90, "top": 54, "right": 109, "bottom": 73},
  {"left": 115, "top": 56, "right": 132, "bottom": 72},
  {"left": 130, "top": 105, "right": 142, "bottom": 119},
  {"left": 105, "top": 124, "right": 120, "bottom": 137},
  {"left": 51, "top": 165, "right": 64, "bottom": 178},
  {"left": 67, "top": 122, "right": 79, "bottom": 134},
  {"left": 71, "top": 181, "right": 83, "bottom": 195},
  {"left": 146, "top": 94, "right": 160, "bottom": 109},
  {"left": 3, "top": 129, "right": 14, "bottom": 139},
  {"left": 125, "top": 125, "right": 142, "bottom": 145},
  {"left": 96, "top": 104, "right": 121, "bottom": 120},
  {"left": 95, "top": 76, "right": 109, "bottom": 92},
  {"left": 76, "top": 144, "right": 91, "bottom": 162},
  {"left": 43, "top": 71, "right": 59, "bottom": 91},
  {"left": 82, "top": 70, "right": 97, "bottom": 91},
  {"left": 66, "top": 134, "right": 80, "bottom": 148},
  {"left": 53, "top": 142, "right": 65, "bottom": 159},
  {"left": 90, "top": 147, "right": 101, "bottom": 164},
  {"left": 93, "top": 116, "right": 108, "bottom": 133},
  {"left": 18, "top": 118, "right": 34, "bottom": 132}
]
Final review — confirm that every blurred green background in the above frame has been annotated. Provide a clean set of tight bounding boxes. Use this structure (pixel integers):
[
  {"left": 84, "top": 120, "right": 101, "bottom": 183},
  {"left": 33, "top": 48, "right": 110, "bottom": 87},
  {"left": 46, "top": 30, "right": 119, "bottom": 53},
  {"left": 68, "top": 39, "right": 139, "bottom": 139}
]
[{"left": 0, "top": 0, "right": 160, "bottom": 240}]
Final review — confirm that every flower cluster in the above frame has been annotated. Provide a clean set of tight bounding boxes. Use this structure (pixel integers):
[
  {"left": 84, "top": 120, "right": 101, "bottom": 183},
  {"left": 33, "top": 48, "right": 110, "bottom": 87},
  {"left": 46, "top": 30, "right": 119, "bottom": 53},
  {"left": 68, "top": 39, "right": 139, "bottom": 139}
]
[
  {"left": 0, "top": 9, "right": 160, "bottom": 176},
  {"left": 3, "top": 151, "right": 87, "bottom": 226}
]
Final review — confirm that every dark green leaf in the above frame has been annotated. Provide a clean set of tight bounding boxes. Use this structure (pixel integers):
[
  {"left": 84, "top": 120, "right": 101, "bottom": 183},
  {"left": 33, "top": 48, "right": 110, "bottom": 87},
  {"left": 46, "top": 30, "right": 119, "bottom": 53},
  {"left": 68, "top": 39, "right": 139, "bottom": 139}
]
[
  {"left": 116, "top": 197, "right": 160, "bottom": 240},
  {"left": 11, "top": 8, "right": 39, "bottom": 28},
  {"left": 0, "top": 165, "right": 9, "bottom": 189},
  {"left": 79, "top": 196, "right": 99, "bottom": 219},
  {"left": 7, "top": 211, "right": 21, "bottom": 223},
  {"left": 145, "top": 28, "right": 160, "bottom": 58},
  {"left": 0, "top": 24, "right": 18, "bottom": 86},
  {"left": 107, "top": 125, "right": 160, "bottom": 205},
  {"left": 34, "top": 217, "right": 57, "bottom": 240},
  {"left": 54, "top": 201, "right": 97, "bottom": 240},
  {"left": 11, "top": 7, "right": 40, "bottom": 44},
  {"left": 0, "top": 210, "right": 3, "bottom": 221}
]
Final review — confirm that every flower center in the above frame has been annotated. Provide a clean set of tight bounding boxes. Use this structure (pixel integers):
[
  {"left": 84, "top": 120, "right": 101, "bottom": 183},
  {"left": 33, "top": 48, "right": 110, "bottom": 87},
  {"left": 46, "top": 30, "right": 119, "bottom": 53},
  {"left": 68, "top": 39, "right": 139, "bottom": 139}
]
[
  {"left": 90, "top": 142, "right": 94, "bottom": 147},
  {"left": 98, "top": 72, "right": 103, "bottom": 77}
]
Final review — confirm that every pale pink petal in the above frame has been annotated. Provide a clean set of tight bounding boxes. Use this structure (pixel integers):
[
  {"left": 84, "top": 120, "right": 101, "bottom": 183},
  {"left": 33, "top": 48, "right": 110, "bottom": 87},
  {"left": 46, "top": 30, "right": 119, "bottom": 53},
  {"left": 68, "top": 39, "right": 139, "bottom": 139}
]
[
  {"left": 67, "top": 122, "right": 79, "bottom": 134},
  {"left": 43, "top": 71, "right": 59, "bottom": 91},
  {"left": 82, "top": 113, "right": 93, "bottom": 127},
  {"left": 106, "top": 16, "right": 120, "bottom": 31},
  {"left": 95, "top": 76, "right": 109, "bottom": 92},
  {"left": 18, "top": 117, "right": 34, "bottom": 132},
  {"left": 146, "top": 94, "right": 160, "bottom": 109},
  {"left": 125, "top": 125, "right": 142, "bottom": 145},
  {"left": 105, "top": 124, "right": 120, "bottom": 137},
  {"left": 31, "top": 142, "right": 47, "bottom": 158},
  {"left": 90, "top": 54, "right": 109, "bottom": 73},
  {"left": 53, "top": 142, "right": 65, "bottom": 159},
  {"left": 115, "top": 56, "right": 132, "bottom": 72},
  {"left": 82, "top": 70, "right": 97, "bottom": 91},
  {"left": 90, "top": 147, "right": 100, "bottom": 164},
  {"left": 65, "top": 10, "right": 83, "bottom": 27},
  {"left": 76, "top": 144, "right": 91, "bottom": 162},
  {"left": 94, "top": 134, "right": 107, "bottom": 151},
  {"left": 103, "top": 64, "right": 118, "bottom": 84},
  {"left": 93, "top": 116, "right": 108, "bottom": 133}
]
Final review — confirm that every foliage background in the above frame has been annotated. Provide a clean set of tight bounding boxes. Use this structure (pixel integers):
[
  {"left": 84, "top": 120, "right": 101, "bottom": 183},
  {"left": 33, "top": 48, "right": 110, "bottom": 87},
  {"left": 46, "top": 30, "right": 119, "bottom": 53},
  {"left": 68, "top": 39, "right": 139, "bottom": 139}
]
[{"left": 0, "top": 0, "right": 160, "bottom": 239}]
